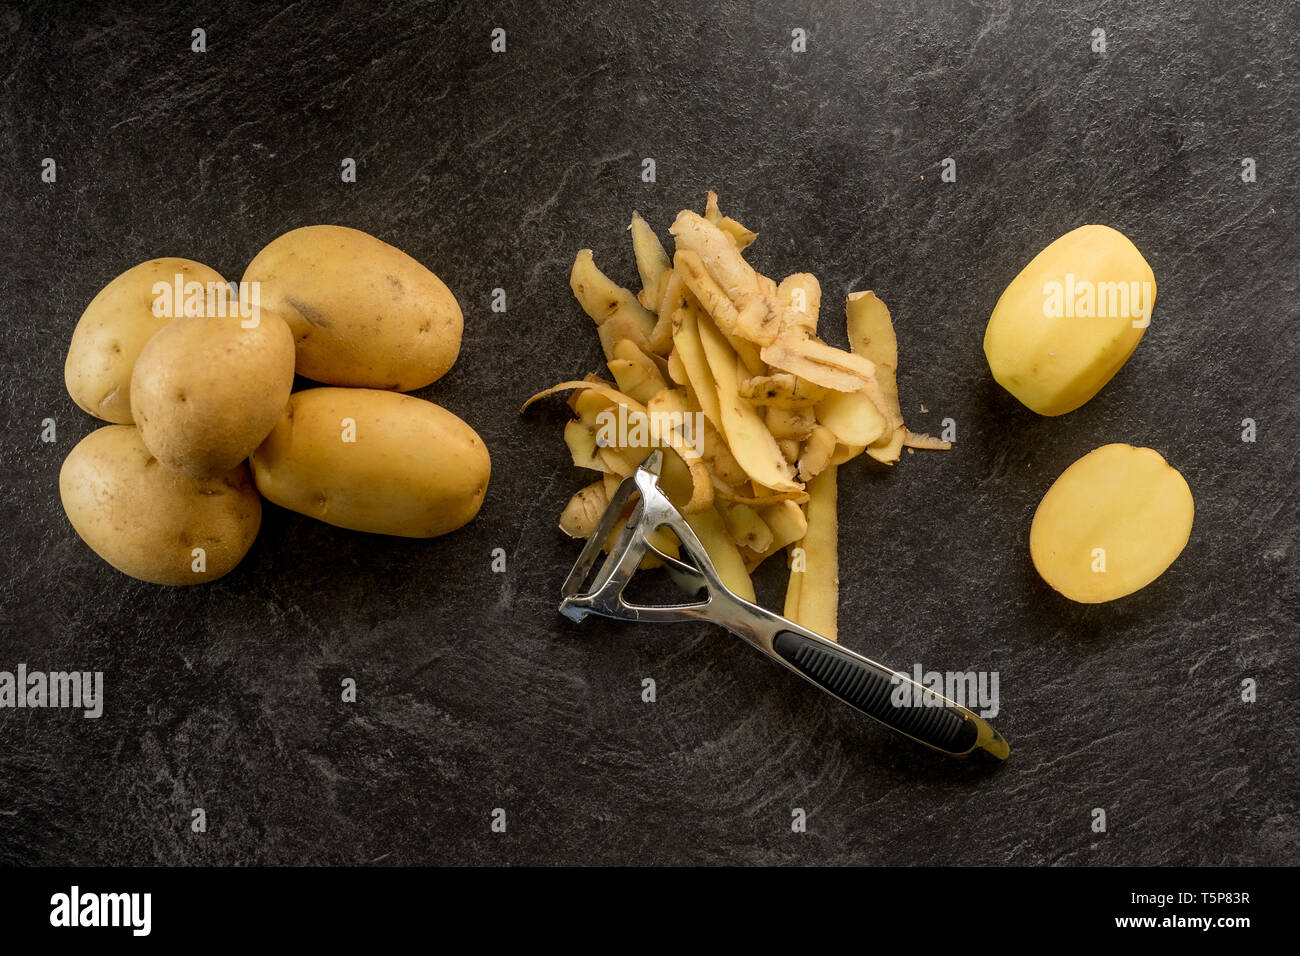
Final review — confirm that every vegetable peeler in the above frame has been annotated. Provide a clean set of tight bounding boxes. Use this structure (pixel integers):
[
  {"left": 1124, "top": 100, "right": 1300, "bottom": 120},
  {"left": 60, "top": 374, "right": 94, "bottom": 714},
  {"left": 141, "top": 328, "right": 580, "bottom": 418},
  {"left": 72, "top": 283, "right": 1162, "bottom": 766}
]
[{"left": 560, "top": 450, "right": 1009, "bottom": 760}]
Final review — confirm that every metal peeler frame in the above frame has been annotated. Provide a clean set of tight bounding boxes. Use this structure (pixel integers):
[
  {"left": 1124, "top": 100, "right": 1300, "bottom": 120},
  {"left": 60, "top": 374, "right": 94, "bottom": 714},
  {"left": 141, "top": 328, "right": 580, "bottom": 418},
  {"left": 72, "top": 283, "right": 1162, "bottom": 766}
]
[{"left": 561, "top": 450, "right": 1009, "bottom": 760}]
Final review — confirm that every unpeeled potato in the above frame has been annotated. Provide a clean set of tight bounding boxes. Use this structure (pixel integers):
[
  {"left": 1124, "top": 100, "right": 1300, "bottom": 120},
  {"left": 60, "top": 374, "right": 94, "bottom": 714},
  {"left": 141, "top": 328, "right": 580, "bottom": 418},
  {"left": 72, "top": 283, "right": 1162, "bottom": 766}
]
[
  {"left": 65, "top": 258, "right": 227, "bottom": 424},
  {"left": 1030, "top": 443, "right": 1193, "bottom": 603},
  {"left": 242, "top": 225, "right": 463, "bottom": 391},
  {"left": 59, "top": 425, "right": 261, "bottom": 585},
  {"left": 131, "top": 313, "right": 295, "bottom": 475},
  {"left": 251, "top": 387, "right": 489, "bottom": 538}
]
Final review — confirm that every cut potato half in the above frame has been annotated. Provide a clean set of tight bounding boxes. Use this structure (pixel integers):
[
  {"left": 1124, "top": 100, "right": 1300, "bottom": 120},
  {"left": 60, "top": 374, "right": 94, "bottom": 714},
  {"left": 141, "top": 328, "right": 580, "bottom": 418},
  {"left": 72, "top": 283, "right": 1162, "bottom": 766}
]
[{"left": 1030, "top": 443, "right": 1193, "bottom": 603}]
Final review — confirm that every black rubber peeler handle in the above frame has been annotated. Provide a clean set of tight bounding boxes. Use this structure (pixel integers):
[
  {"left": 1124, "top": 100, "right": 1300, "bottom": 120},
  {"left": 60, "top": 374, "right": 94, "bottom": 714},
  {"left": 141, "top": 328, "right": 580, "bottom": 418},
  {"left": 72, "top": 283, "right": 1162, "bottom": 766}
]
[{"left": 772, "top": 630, "right": 984, "bottom": 756}]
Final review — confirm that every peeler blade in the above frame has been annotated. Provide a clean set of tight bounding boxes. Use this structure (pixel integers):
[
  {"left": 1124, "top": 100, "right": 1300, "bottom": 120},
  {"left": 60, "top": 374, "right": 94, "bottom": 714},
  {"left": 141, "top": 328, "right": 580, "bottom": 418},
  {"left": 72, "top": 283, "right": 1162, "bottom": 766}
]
[
  {"left": 637, "top": 448, "right": 664, "bottom": 476},
  {"left": 558, "top": 450, "right": 713, "bottom": 624}
]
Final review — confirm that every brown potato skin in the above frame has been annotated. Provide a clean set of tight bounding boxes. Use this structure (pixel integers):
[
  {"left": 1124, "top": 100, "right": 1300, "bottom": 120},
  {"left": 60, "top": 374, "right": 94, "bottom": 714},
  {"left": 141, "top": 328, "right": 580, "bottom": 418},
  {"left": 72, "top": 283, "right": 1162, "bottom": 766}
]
[
  {"left": 65, "top": 258, "right": 228, "bottom": 424},
  {"left": 241, "top": 226, "right": 463, "bottom": 391},
  {"left": 59, "top": 426, "right": 262, "bottom": 585},
  {"left": 131, "top": 313, "right": 296, "bottom": 476},
  {"left": 250, "top": 388, "right": 489, "bottom": 538}
]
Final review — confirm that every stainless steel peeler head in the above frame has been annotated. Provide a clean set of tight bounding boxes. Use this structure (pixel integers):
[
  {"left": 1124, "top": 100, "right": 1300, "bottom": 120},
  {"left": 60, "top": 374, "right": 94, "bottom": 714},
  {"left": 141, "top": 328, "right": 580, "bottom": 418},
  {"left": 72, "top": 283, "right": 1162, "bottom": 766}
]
[{"left": 559, "top": 450, "right": 723, "bottom": 625}]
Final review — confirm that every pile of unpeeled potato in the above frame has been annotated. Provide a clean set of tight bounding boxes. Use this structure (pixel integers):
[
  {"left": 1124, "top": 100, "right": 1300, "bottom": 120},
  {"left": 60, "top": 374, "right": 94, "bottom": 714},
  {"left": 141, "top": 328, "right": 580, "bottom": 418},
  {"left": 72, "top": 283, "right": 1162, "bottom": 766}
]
[
  {"left": 60, "top": 226, "right": 490, "bottom": 586},
  {"left": 525, "top": 193, "right": 947, "bottom": 639}
]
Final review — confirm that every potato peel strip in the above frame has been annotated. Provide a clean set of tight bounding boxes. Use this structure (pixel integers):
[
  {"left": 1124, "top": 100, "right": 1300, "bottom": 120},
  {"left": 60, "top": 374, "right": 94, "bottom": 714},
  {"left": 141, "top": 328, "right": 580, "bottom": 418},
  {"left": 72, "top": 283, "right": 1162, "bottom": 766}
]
[{"left": 522, "top": 380, "right": 713, "bottom": 512}]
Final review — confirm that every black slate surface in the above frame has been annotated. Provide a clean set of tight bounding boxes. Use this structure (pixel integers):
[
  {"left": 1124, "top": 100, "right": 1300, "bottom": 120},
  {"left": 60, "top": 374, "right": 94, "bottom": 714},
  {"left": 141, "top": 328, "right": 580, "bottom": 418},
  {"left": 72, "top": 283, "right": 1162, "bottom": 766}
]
[{"left": 1, "top": 1, "right": 1297, "bottom": 866}]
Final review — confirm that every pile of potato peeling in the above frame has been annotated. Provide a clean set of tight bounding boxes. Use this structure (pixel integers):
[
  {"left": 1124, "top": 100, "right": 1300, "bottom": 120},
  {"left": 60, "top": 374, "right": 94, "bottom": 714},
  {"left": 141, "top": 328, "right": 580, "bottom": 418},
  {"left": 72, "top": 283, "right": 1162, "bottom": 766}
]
[{"left": 524, "top": 193, "right": 948, "bottom": 639}]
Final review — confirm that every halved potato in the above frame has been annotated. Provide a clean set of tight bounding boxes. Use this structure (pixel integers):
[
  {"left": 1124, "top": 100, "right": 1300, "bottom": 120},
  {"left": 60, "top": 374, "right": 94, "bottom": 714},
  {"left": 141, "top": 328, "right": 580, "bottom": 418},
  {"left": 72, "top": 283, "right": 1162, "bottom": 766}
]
[{"left": 1030, "top": 443, "right": 1193, "bottom": 603}]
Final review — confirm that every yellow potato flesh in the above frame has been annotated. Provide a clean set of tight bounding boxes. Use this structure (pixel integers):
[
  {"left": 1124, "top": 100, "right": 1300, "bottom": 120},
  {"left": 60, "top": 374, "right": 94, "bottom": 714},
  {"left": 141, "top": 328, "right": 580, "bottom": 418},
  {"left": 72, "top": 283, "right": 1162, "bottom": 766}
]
[
  {"left": 984, "top": 225, "right": 1155, "bottom": 416},
  {"left": 816, "top": 388, "right": 888, "bottom": 448},
  {"left": 788, "top": 465, "right": 838, "bottom": 639},
  {"left": 1030, "top": 443, "right": 1193, "bottom": 603},
  {"left": 695, "top": 312, "right": 799, "bottom": 492}
]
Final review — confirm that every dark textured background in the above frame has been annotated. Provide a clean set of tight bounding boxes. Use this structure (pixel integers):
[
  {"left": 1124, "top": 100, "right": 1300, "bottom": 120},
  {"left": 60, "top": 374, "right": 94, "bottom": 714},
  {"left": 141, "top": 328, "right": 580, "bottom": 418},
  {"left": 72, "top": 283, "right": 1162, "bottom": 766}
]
[{"left": 1, "top": 0, "right": 1296, "bottom": 866}]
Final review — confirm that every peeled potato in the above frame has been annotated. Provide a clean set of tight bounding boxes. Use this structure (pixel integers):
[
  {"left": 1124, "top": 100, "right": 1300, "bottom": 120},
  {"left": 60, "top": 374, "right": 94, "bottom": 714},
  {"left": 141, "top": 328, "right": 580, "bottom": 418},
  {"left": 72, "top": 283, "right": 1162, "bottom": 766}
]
[
  {"left": 1030, "top": 443, "right": 1193, "bottom": 603},
  {"left": 984, "top": 225, "right": 1155, "bottom": 416}
]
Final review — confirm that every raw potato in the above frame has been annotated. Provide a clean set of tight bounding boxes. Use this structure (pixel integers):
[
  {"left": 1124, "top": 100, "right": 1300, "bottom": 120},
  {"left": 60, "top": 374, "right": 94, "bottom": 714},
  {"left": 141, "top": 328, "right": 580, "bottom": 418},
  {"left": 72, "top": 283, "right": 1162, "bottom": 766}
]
[
  {"left": 131, "top": 313, "right": 295, "bottom": 475},
  {"left": 59, "top": 425, "right": 261, "bottom": 585},
  {"left": 1030, "top": 443, "right": 1193, "bottom": 603},
  {"left": 984, "top": 224, "right": 1156, "bottom": 416},
  {"left": 242, "top": 225, "right": 463, "bottom": 391},
  {"left": 65, "top": 258, "right": 227, "bottom": 424},
  {"left": 251, "top": 388, "right": 489, "bottom": 538}
]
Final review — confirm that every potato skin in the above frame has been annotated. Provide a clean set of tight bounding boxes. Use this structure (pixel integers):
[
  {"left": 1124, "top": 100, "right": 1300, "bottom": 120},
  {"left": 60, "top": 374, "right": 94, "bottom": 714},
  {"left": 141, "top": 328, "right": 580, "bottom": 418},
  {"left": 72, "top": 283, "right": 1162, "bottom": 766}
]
[
  {"left": 250, "top": 388, "right": 489, "bottom": 538},
  {"left": 65, "top": 258, "right": 228, "bottom": 424},
  {"left": 242, "top": 226, "right": 463, "bottom": 391},
  {"left": 131, "top": 313, "right": 295, "bottom": 475},
  {"left": 59, "top": 426, "right": 262, "bottom": 585}
]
